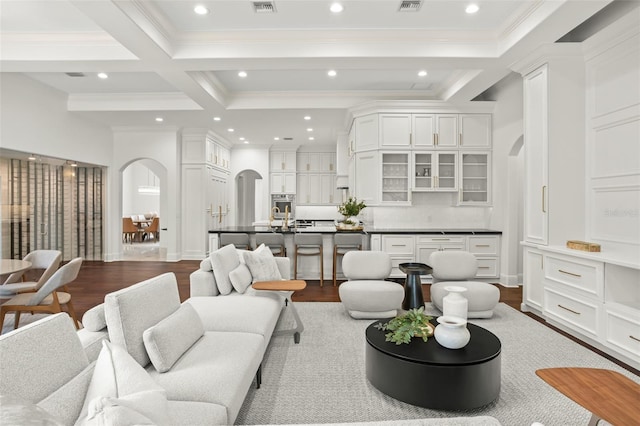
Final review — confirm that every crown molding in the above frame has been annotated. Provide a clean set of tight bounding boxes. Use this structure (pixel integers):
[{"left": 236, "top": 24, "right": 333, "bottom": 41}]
[
  {"left": 116, "top": 0, "right": 177, "bottom": 56},
  {"left": 68, "top": 92, "right": 201, "bottom": 111},
  {"left": 509, "top": 43, "right": 585, "bottom": 76}
]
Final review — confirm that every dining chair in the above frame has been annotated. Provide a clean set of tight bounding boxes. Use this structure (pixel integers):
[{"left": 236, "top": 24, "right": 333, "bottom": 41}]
[
  {"left": 0, "top": 250, "right": 62, "bottom": 297},
  {"left": 143, "top": 217, "right": 160, "bottom": 241},
  {"left": 0, "top": 257, "right": 83, "bottom": 333},
  {"left": 122, "top": 217, "right": 141, "bottom": 243}
]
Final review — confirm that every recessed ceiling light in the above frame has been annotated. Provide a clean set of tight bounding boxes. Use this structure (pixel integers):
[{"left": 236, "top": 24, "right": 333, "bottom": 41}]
[
  {"left": 244, "top": 141, "right": 249, "bottom": 144},
  {"left": 274, "top": 137, "right": 280, "bottom": 141},
  {"left": 155, "top": 117, "right": 163, "bottom": 122},
  {"left": 327, "top": 70, "right": 337, "bottom": 77},
  {"left": 227, "top": 128, "right": 234, "bottom": 132},
  {"left": 70, "top": 161, "right": 78, "bottom": 168},
  {"left": 28, "top": 155, "right": 36, "bottom": 161},
  {"left": 194, "top": 5, "right": 209, "bottom": 15},
  {"left": 309, "top": 137, "right": 315, "bottom": 141},
  {"left": 304, "top": 116, "right": 311, "bottom": 120},
  {"left": 330, "top": 3, "right": 343, "bottom": 13},
  {"left": 418, "top": 70, "right": 428, "bottom": 77},
  {"left": 239, "top": 137, "right": 245, "bottom": 141},
  {"left": 97, "top": 72, "right": 108, "bottom": 79},
  {"left": 238, "top": 71, "right": 247, "bottom": 78},
  {"left": 213, "top": 117, "right": 221, "bottom": 121},
  {"left": 465, "top": 4, "right": 479, "bottom": 14},
  {"left": 307, "top": 128, "right": 313, "bottom": 132}
]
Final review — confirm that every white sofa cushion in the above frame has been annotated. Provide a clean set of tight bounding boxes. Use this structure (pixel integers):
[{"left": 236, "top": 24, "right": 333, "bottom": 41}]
[
  {"left": 105, "top": 272, "right": 181, "bottom": 367},
  {"left": 243, "top": 243, "right": 282, "bottom": 282},
  {"left": 82, "top": 303, "right": 106, "bottom": 332},
  {"left": 229, "top": 263, "right": 253, "bottom": 293},
  {"left": 199, "top": 258, "right": 213, "bottom": 272},
  {"left": 76, "top": 340, "right": 170, "bottom": 426},
  {"left": 209, "top": 244, "right": 240, "bottom": 295},
  {"left": 143, "top": 304, "right": 204, "bottom": 373}
]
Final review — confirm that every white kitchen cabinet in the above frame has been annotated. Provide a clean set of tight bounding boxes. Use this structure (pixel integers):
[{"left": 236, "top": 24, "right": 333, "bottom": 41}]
[
  {"left": 523, "top": 65, "right": 549, "bottom": 245},
  {"left": 354, "top": 114, "right": 379, "bottom": 152},
  {"left": 382, "top": 235, "right": 415, "bottom": 277},
  {"left": 353, "top": 151, "right": 379, "bottom": 205},
  {"left": 467, "top": 235, "right": 500, "bottom": 278},
  {"left": 297, "top": 152, "right": 335, "bottom": 172},
  {"left": 381, "top": 152, "right": 410, "bottom": 204},
  {"left": 412, "top": 152, "right": 458, "bottom": 192},
  {"left": 379, "top": 114, "right": 412, "bottom": 148},
  {"left": 415, "top": 236, "right": 466, "bottom": 269},
  {"left": 458, "top": 152, "right": 491, "bottom": 204},
  {"left": 459, "top": 114, "right": 492, "bottom": 148},
  {"left": 297, "top": 173, "right": 337, "bottom": 205},
  {"left": 434, "top": 114, "right": 458, "bottom": 148},
  {"left": 379, "top": 113, "right": 461, "bottom": 149},
  {"left": 270, "top": 151, "right": 297, "bottom": 172},
  {"left": 522, "top": 247, "right": 544, "bottom": 314},
  {"left": 271, "top": 172, "right": 296, "bottom": 194}
]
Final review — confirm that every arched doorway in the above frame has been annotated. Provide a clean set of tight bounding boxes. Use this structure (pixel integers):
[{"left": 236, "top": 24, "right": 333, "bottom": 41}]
[
  {"left": 121, "top": 159, "right": 167, "bottom": 261},
  {"left": 236, "top": 169, "right": 263, "bottom": 226}
]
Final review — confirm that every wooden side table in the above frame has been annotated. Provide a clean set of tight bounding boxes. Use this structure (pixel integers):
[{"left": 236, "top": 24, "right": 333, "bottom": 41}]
[
  {"left": 536, "top": 367, "right": 640, "bottom": 426},
  {"left": 252, "top": 280, "right": 306, "bottom": 344}
]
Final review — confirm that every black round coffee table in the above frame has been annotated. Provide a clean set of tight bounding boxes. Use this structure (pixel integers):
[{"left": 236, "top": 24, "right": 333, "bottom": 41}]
[
  {"left": 399, "top": 262, "right": 432, "bottom": 310},
  {"left": 365, "top": 320, "right": 501, "bottom": 410}
]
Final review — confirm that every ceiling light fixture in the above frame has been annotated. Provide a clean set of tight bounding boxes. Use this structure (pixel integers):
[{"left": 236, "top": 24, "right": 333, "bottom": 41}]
[
  {"left": 309, "top": 137, "right": 315, "bottom": 141},
  {"left": 155, "top": 117, "right": 163, "bottom": 122},
  {"left": 330, "top": 2, "right": 344, "bottom": 13},
  {"left": 274, "top": 137, "right": 280, "bottom": 141},
  {"left": 213, "top": 117, "right": 221, "bottom": 121},
  {"left": 194, "top": 5, "right": 209, "bottom": 15},
  {"left": 239, "top": 137, "right": 245, "bottom": 141},
  {"left": 418, "top": 70, "right": 428, "bottom": 77},
  {"left": 327, "top": 70, "right": 337, "bottom": 77},
  {"left": 244, "top": 141, "right": 250, "bottom": 144},
  {"left": 465, "top": 4, "right": 479, "bottom": 14},
  {"left": 238, "top": 71, "right": 247, "bottom": 78},
  {"left": 307, "top": 128, "right": 313, "bottom": 132},
  {"left": 304, "top": 116, "right": 311, "bottom": 120},
  {"left": 97, "top": 72, "right": 108, "bottom": 79},
  {"left": 227, "top": 128, "right": 234, "bottom": 132},
  {"left": 28, "top": 154, "right": 36, "bottom": 161}
]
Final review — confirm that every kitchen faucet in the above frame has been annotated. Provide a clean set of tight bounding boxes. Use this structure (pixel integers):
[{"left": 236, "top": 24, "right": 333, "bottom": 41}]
[
  {"left": 269, "top": 206, "right": 280, "bottom": 229},
  {"left": 282, "top": 206, "right": 290, "bottom": 231}
]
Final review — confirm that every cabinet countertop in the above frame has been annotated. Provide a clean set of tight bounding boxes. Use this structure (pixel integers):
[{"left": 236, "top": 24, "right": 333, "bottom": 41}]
[{"left": 209, "top": 227, "right": 501, "bottom": 235}]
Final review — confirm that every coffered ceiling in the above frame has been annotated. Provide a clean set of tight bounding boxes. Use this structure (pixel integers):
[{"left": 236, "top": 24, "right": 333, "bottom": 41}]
[{"left": 0, "top": 0, "right": 618, "bottom": 147}]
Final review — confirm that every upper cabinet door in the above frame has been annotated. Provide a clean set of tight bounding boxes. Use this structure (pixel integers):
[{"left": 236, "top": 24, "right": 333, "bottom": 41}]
[
  {"left": 412, "top": 114, "right": 435, "bottom": 148},
  {"left": 460, "top": 114, "right": 492, "bottom": 148},
  {"left": 435, "top": 114, "right": 458, "bottom": 148},
  {"left": 354, "top": 114, "right": 379, "bottom": 152},
  {"left": 379, "top": 114, "right": 411, "bottom": 148}
]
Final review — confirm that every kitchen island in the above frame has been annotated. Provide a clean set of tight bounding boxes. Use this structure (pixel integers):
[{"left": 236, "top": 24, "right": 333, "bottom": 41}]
[{"left": 208, "top": 227, "right": 502, "bottom": 282}]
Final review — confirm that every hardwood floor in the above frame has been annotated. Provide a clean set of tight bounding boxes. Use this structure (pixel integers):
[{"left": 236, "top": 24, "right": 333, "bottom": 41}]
[{"left": 67, "top": 260, "right": 638, "bottom": 376}]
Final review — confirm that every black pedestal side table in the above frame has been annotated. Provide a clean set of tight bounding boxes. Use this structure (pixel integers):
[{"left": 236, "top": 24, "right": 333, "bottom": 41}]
[{"left": 399, "top": 262, "right": 432, "bottom": 310}]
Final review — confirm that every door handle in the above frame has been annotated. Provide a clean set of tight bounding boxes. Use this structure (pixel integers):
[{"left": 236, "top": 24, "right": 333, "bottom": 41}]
[{"left": 542, "top": 186, "right": 547, "bottom": 213}]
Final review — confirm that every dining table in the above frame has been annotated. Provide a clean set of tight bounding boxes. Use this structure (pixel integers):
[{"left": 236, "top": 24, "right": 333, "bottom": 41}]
[{"left": 0, "top": 259, "right": 32, "bottom": 276}]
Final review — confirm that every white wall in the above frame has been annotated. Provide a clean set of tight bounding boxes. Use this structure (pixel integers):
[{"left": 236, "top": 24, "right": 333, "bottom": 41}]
[
  {"left": 0, "top": 74, "right": 112, "bottom": 166},
  {"left": 109, "top": 129, "right": 180, "bottom": 261}
]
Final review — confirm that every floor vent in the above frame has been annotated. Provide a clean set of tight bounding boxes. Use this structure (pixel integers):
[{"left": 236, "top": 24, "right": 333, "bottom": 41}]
[
  {"left": 65, "top": 72, "right": 86, "bottom": 77},
  {"left": 399, "top": 0, "right": 422, "bottom": 12},
  {"left": 253, "top": 1, "right": 276, "bottom": 13}
]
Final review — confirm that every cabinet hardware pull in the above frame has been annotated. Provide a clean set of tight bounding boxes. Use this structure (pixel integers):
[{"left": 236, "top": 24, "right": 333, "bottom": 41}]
[
  {"left": 475, "top": 244, "right": 490, "bottom": 247},
  {"left": 432, "top": 238, "right": 450, "bottom": 241},
  {"left": 282, "top": 162, "right": 285, "bottom": 170},
  {"left": 459, "top": 189, "right": 462, "bottom": 202},
  {"left": 542, "top": 186, "right": 546, "bottom": 213},
  {"left": 410, "top": 133, "right": 412, "bottom": 146},
  {"left": 391, "top": 244, "right": 406, "bottom": 247},
  {"left": 558, "top": 269, "right": 582, "bottom": 278},
  {"left": 558, "top": 304, "right": 581, "bottom": 315},
  {"left": 459, "top": 133, "right": 462, "bottom": 146},
  {"left": 432, "top": 134, "right": 436, "bottom": 145},
  {"left": 435, "top": 133, "right": 439, "bottom": 146},
  {"left": 330, "top": 164, "right": 334, "bottom": 171},
  {"left": 478, "top": 266, "right": 490, "bottom": 269},
  {"left": 218, "top": 206, "right": 222, "bottom": 223},
  {"left": 307, "top": 164, "right": 310, "bottom": 171},
  {"left": 630, "top": 335, "right": 640, "bottom": 343}
]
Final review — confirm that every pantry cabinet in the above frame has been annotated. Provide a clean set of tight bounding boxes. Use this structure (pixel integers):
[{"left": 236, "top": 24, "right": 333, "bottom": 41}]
[
  {"left": 270, "top": 172, "right": 296, "bottom": 194},
  {"left": 270, "top": 150, "right": 297, "bottom": 194}
]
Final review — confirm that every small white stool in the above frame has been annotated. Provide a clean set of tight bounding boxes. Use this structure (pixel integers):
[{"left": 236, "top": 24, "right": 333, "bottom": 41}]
[{"left": 430, "top": 281, "right": 500, "bottom": 319}]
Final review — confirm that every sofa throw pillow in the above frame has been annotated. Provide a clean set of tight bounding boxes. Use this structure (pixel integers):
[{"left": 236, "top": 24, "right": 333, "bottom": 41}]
[
  {"left": 199, "top": 258, "right": 213, "bottom": 272},
  {"left": 143, "top": 303, "right": 204, "bottom": 373},
  {"left": 209, "top": 243, "right": 240, "bottom": 295},
  {"left": 82, "top": 303, "right": 107, "bottom": 332},
  {"left": 243, "top": 243, "right": 282, "bottom": 283},
  {"left": 229, "top": 263, "right": 253, "bottom": 293},
  {"left": 75, "top": 340, "right": 170, "bottom": 426}
]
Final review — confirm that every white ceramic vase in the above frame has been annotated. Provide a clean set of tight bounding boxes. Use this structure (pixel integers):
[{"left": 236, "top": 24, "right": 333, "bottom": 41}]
[
  {"left": 442, "top": 285, "right": 468, "bottom": 320},
  {"left": 434, "top": 316, "right": 471, "bottom": 349}
]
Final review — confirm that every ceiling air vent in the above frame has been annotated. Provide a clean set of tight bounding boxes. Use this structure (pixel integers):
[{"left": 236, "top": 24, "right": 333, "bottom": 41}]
[
  {"left": 283, "top": 137, "right": 293, "bottom": 141},
  {"left": 399, "top": 0, "right": 422, "bottom": 12},
  {"left": 253, "top": 1, "right": 276, "bottom": 13},
  {"left": 65, "top": 72, "right": 86, "bottom": 77}
]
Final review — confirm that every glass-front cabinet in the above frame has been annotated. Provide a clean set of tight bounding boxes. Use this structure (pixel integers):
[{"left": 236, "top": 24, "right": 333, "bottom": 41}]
[
  {"left": 412, "top": 152, "right": 458, "bottom": 192},
  {"left": 459, "top": 152, "right": 491, "bottom": 205},
  {"left": 381, "top": 152, "right": 410, "bottom": 203}
]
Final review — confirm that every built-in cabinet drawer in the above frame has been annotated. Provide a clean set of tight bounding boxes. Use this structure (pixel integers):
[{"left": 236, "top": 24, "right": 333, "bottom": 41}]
[
  {"left": 545, "top": 254, "right": 603, "bottom": 298},
  {"left": 416, "top": 236, "right": 465, "bottom": 246},
  {"left": 468, "top": 236, "right": 499, "bottom": 255},
  {"left": 476, "top": 258, "right": 499, "bottom": 278},
  {"left": 383, "top": 236, "right": 415, "bottom": 254},
  {"left": 544, "top": 287, "right": 599, "bottom": 338},
  {"left": 390, "top": 256, "right": 415, "bottom": 278},
  {"left": 605, "top": 309, "right": 640, "bottom": 362}
]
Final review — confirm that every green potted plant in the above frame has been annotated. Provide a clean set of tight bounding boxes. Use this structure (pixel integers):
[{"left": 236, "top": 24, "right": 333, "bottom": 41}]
[
  {"left": 374, "top": 307, "right": 434, "bottom": 345},
  {"left": 336, "top": 197, "right": 366, "bottom": 230}
]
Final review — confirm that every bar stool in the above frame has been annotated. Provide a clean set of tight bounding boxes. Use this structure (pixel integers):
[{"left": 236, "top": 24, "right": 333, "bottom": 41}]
[
  {"left": 332, "top": 233, "right": 362, "bottom": 287},
  {"left": 220, "top": 233, "right": 250, "bottom": 250},
  {"left": 294, "top": 233, "right": 323, "bottom": 287},
  {"left": 255, "top": 233, "right": 286, "bottom": 257}
]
